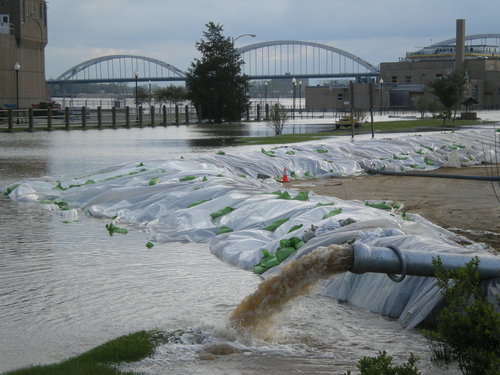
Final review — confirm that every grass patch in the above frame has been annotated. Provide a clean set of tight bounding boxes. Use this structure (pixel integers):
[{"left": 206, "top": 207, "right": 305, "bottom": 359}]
[
  {"left": 3, "top": 330, "right": 164, "bottom": 375},
  {"left": 234, "top": 119, "right": 489, "bottom": 146}
]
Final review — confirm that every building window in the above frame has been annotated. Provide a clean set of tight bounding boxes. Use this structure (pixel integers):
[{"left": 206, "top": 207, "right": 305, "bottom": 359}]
[
  {"left": 435, "top": 73, "right": 443, "bottom": 79},
  {"left": 497, "top": 88, "right": 500, "bottom": 96},
  {"left": 405, "top": 75, "right": 412, "bottom": 83},
  {"left": 337, "top": 93, "right": 343, "bottom": 101},
  {"left": 391, "top": 76, "right": 398, "bottom": 83},
  {"left": 472, "top": 85, "right": 478, "bottom": 98}
]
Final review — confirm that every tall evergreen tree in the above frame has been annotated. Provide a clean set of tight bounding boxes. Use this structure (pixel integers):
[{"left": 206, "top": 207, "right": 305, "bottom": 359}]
[{"left": 186, "top": 22, "right": 250, "bottom": 123}]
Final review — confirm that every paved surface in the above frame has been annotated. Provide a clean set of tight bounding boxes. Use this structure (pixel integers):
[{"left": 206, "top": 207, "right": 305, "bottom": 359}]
[{"left": 291, "top": 164, "right": 500, "bottom": 251}]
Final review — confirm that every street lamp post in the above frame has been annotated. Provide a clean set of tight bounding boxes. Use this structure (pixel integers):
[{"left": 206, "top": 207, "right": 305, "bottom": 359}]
[
  {"left": 148, "top": 80, "right": 152, "bottom": 107},
  {"left": 264, "top": 81, "right": 268, "bottom": 120},
  {"left": 14, "top": 62, "right": 20, "bottom": 109},
  {"left": 134, "top": 72, "right": 139, "bottom": 107},
  {"left": 298, "top": 81, "right": 302, "bottom": 114},
  {"left": 379, "top": 78, "right": 384, "bottom": 114},
  {"left": 292, "top": 77, "right": 297, "bottom": 119},
  {"left": 233, "top": 33, "right": 256, "bottom": 43}
]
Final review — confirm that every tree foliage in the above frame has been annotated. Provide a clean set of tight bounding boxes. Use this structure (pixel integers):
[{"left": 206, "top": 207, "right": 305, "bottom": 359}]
[
  {"left": 426, "top": 257, "right": 500, "bottom": 375},
  {"left": 427, "top": 71, "right": 468, "bottom": 124},
  {"left": 186, "top": 22, "right": 250, "bottom": 123},
  {"left": 345, "top": 351, "right": 420, "bottom": 375},
  {"left": 155, "top": 85, "right": 187, "bottom": 105},
  {"left": 266, "top": 104, "right": 289, "bottom": 135}
]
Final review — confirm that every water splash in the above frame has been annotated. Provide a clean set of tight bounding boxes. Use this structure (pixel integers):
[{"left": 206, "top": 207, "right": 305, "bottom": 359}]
[{"left": 230, "top": 244, "right": 353, "bottom": 335}]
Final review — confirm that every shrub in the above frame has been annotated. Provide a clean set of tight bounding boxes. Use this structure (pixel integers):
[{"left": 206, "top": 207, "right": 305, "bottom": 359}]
[
  {"left": 425, "top": 257, "right": 500, "bottom": 375},
  {"left": 345, "top": 351, "right": 420, "bottom": 375}
]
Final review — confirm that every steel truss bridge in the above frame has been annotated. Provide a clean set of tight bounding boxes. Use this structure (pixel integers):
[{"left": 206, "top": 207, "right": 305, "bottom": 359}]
[
  {"left": 48, "top": 34, "right": 500, "bottom": 86},
  {"left": 49, "top": 40, "right": 379, "bottom": 85}
]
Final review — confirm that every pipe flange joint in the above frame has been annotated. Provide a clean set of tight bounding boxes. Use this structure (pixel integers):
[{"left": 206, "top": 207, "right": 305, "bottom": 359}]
[{"left": 387, "top": 245, "right": 407, "bottom": 282}]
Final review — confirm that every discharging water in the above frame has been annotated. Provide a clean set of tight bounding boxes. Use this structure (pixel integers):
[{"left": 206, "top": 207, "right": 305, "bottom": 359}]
[
  {"left": 231, "top": 244, "right": 353, "bottom": 335},
  {"left": 0, "top": 127, "right": 459, "bottom": 374}
]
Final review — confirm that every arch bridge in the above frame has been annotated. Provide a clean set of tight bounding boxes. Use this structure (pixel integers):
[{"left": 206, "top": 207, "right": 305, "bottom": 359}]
[{"left": 48, "top": 40, "right": 380, "bottom": 85}]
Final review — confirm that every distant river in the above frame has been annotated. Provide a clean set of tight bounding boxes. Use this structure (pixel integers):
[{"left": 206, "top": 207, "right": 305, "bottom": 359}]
[{"left": 0, "top": 124, "right": 456, "bottom": 374}]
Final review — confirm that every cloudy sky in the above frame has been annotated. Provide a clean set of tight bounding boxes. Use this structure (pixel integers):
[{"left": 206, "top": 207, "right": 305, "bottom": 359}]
[{"left": 45, "top": 0, "right": 498, "bottom": 79}]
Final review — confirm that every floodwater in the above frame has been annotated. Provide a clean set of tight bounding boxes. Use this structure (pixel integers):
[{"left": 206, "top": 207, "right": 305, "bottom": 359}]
[{"left": 0, "top": 124, "right": 456, "bottom": 374}]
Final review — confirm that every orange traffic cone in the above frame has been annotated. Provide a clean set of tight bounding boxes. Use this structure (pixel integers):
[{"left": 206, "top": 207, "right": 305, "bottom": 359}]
[{"left": 282, "top": 168, "right": 289, "bottom": 182}]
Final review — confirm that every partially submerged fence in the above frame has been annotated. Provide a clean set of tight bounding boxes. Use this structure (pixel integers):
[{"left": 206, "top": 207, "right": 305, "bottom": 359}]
[{"left": 0, "top": 103, "right": 418, "bottom": 131}]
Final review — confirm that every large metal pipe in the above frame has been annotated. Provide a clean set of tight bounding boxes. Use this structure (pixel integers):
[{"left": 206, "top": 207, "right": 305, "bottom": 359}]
[{"left": 350, "top": 242, "right": 500, "bottom": 281}]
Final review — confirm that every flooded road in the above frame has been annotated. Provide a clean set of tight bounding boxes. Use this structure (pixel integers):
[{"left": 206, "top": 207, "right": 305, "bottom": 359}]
[{"left": 0, "top": 124, "right": 457, "bottom": 374}]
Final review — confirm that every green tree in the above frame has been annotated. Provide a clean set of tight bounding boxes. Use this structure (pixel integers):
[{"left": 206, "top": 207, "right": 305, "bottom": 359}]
[
  {"left": 186, "top": 22, "right": 250, "bottom": 123},
  {"left": 427, "top": 71, "right": 468, "bottom": 125},
  {"left": 266, "top": 104, "right": 289, "bottom": 135},
  {"left": 426, "top": 257, "right": 500, "bottom": 375},
  {"left": 155, "top": 85, "right": 187, "bottom": 106}
]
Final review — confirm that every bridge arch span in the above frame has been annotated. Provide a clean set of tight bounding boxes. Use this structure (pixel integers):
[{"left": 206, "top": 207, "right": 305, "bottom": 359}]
[
  {"left": 237, "top": 40, "right": 379, "bottom": 79},
  {"left": 56, "top": 55, "right": 186, "bottom": 82},
  {"left": 430, "top": 33, "right": 500, "bottom": 47}
]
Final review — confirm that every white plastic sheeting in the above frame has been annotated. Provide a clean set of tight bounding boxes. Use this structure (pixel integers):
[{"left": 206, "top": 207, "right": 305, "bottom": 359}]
[{"left": 2, "top": 128, "right": 498, "bottom": 327}]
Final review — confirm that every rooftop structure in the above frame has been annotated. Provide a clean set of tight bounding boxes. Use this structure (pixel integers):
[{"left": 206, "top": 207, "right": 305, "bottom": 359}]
[{"left": 405, "top": 44, "right": 500, "bottom": 62}]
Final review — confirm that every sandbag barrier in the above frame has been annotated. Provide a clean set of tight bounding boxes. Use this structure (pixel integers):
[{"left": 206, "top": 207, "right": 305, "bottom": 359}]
[{"left": 1, "top": 128, "right": 498, "bottom": 328}]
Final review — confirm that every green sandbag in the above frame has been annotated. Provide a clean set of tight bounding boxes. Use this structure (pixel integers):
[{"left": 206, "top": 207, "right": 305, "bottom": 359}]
[
  {"left": 253, "top": 265, "right": 268, "bottom": 275},
  {"left": 279, "top": 237, "right": 303, "bottom": 250},
  {"left": 148, "top": 177, "right": 160, "bottom": 186},
  {"left": 264, "top": 217, "right": 289, "bottom": 231},
  {"left": 210, "top": 206, "right": 235, "bottom": 219},
  {"left": 187, "top": 199, "right": 210, "bottom": 208},
  {"left": 105, "top": 223, "right": 128, "bottom": 236},
  {"left": 2, "top": 184, "right": 19, "bottom": 196},
  {"left": 261, "top": 148, "right": 276, "bottom": 157},
  {"left": 288, "top": 224, "right": 303, "bottom": 233},
  {"left": 322, "top": 208, "right": 343, "bottom": 219},
  {"left": 179, "top": 175, "right": 196, "bottom": 182},
  {"left": 424, "top": 157, "right": 435, "bottom": 166},
  {"left": 217, "top": 226, "right": 233, "bottom": 235},
  {"left": 293, "top": 191, "right": 309, "bottom": 201},
  {"left": 365, "top": 202, "right": 392, "bottom": 210},
  {"left": 277, "top": 191, "right": 291, "bottom": 199},
  {"left": 276, "top": 246, "right": 296, "bottom": 262},
  {"left": 293, "top": 240, "right": 304, "bottom": 249},
  {"left": 260, "top": 254, "right": 280, "bottom": 268}
]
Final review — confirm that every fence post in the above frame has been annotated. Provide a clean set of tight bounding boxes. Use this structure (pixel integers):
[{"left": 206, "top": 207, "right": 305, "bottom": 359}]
[
  {"left": 82, "top": 106, "right": 87, "bottom": 128},
  {"left": 28, "top": 108, "right": 34, "bottom": 131},
  {"left": 265, "top": 103, "right": 269, "bottom": 121},
  {"left": 97, "top": 106, "right": 102, "bottom": 128},
  {"left": 150, "top": 106, "right": 155, "bottom": 127},
  {"left": 65, "top": 107, "right": 70, "bottom": 130},
  {"left": 184, "top": 105, "right": 189, "bottom": 124},
  {"left": 112, "top": 106, "right": 116, "bottom": 129},
  {"left": 175, "top": 105, "right": 179, "bottom": 125},
  {"left": 8, "top": 109, "right": 13, "bottom": 132},
  {"left": 47, "top": 108, "right": 52, "bottom": 131},
  {"left": 256, "top": 104, "right": 261, "bottom": 121},
  {"left": 246, "top": 105, "right": 250, "bottom": 121},
  {"left": 125, "top": 106, "right": 130, "bottom": 128},
  {"left": 139, "top": 106, "right": 143, "bottom": 127},
  {"left": 162, "top": 105, "right": 167, "bottom": 126}
]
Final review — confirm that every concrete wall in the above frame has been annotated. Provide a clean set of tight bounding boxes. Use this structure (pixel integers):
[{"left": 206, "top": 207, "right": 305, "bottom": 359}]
[{"left": 305, "top": 83, "right": 381, "bottom": 111}]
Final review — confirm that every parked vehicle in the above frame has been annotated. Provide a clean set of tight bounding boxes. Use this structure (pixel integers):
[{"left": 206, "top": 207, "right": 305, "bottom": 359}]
[{"left": 335, "top": 115, "right": 361, "bottom": 129}]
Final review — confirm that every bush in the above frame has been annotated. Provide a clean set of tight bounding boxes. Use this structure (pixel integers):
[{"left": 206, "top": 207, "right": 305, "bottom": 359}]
[
  {"left": 345, "top": 351, "right": 420, "bottom": 375},
  {"left": 425, "top": 257, "right": 500, "bottom": 375}
]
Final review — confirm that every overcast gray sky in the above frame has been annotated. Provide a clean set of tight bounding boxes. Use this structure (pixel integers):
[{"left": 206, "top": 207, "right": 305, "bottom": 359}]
[{"left": 45, "top": 0, "right": 499, "bottom": 79}]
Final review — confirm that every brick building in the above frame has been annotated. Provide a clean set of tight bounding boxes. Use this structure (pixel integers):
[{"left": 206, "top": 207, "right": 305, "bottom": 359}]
[{"left": 0, "top": 0, "right": 48, "bottom": 109}]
